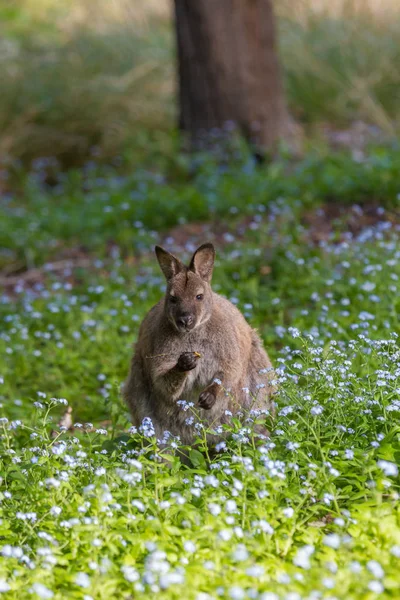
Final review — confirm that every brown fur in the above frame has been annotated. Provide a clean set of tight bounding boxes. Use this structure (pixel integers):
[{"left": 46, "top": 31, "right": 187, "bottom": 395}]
[{"left": 123, "top": 243, "right": 275, "bottom": 446}]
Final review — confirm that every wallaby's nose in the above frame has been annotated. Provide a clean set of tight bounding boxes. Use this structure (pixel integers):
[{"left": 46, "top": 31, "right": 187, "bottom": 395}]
[{"left": 177, "top": 314, "right": 193, "bottom": 329}]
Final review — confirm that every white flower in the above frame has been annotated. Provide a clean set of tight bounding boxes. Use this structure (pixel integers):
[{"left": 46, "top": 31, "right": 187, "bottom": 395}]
[
  {"left": 208, "top": 503, "right": 221, "bottom": 516},
  {"left": 159, "top": 571, "right": 185, "bottom": 589},
  {"left": 225, "top": 500, "right": 237, "bottom": 514},
  {"left": 232, "top": 545, "right": 249, "bottom": 562},
  {"left": 218, "top": 529, "right": 233, "bottom": 541},
  {"left": 132, "top": 500, "right": 145, "bottom": 512},
  {"left": 359, "top": 311, "right": 375, "bottom": 321},
  {"left": 288, "top": 327, "right": 300, "bottom": 338},
  {"left": 233, "top": 479, "right": 243, "bottom": 491},
  {"left": 205, "top": 475, "right": 219, "bottom": 488},
  {"left": 51, "top": 397, "right": 68, "bottom": 406},
  {"left": 0, "top": 580, "right": 10, "bottom": 593},
  {"left": 75, "top": 573, "right": 91, "bottom": 588},
  {"left": 323, "top": 534, "right": 341, "bottom": 549},
  {"left": 30, "top": 583, "right": 54, "bottom": 598},
  {"left": 183, "top": 540, "right": 196, "bottom": 553},
  {"left": 229, "top": 586, "right": 245, "bottom": 600},
  {"left": 252, "top": 520, "right": 274, "bottom": 535},
  {"left": 368, "top": 581, "right": 384, "bottom": 593},
  {"left": 377, "top": 460, "right": 398, "bottom": 477},
  {"left": 285, "top": 593, "right": 301, "bottom": 600},
  {"left": 349, "top": 561, "right": 362, "bottom": 573},
  {"left": 121, "top": 565, "right": 139, "bottom": 582},
  {"left": 390, "top": 545, "right": 400, "bottom": 558},
  {"left": 286, "top": 442, "right": 299, "bottom": 451},
  {"left": 246, "top": 565, "right": 264, "bottom": 577},
  {"left": 283, "top": 507, "right": 294, "bottom": 518},
  {"left": 50, "top": 506, "right": 62, "bottom": 516},
  {"left": 367, "top": 561, "right": 384, "bottom": 579},
  {"left": 139, "top": 417, "right": 155, "bottom": 437},
  {"left": 293, "top": 545, "right": 314, "bottom": 569}
]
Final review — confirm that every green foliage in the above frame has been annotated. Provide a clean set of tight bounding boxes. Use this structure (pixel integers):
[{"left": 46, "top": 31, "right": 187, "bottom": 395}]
[
  {"left": 2, "top": 145, "right": 400, "bottom": 271},
  {"left": 1, "top": 147, "right": 400, "bottom": 597}
]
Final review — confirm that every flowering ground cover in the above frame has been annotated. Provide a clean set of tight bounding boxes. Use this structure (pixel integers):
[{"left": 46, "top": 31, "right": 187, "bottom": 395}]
[{"left": 1, "top": 149, "right": 400, "bottom": 599}]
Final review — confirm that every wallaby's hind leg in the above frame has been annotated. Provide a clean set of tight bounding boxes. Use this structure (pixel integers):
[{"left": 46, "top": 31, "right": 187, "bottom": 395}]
[{"left": 198, "top": 371, "right": 224, "bottom": 410}]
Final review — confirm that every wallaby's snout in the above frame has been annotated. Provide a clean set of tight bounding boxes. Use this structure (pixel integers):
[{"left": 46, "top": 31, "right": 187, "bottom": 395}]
[
  {"left": 176, "top": 312, "right": 194, "bottom": 331},
  {"left": 155, "top": 243, "right": 215, "bottom": 334}
]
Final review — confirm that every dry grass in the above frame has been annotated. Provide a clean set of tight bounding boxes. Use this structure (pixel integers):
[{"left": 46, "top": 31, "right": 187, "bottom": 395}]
[
  {"left": 277, "top": 0, "right": 400, "bottom": 20},
  {"left": 10, "top": 0, "right": 171, "bottom": 29},
  {"left": 277, "top": 0, "right": 400, "bottom": 133},
  {"left": 1, "top": 0, "right": 400, "bottom": 164},
  {"left": 0, "top": 0, "right": 174, "bottom": 163}
]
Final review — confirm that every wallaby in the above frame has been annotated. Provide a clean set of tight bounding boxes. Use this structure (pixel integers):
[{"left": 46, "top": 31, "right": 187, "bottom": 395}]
[{"left": 123, "top": 243, "right": 275, "bottom": 448}]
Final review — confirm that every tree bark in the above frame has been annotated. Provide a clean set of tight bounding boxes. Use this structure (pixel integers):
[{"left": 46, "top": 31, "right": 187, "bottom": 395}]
[{"left": 174, "top": 0, "right": 287, "bottom": 154}]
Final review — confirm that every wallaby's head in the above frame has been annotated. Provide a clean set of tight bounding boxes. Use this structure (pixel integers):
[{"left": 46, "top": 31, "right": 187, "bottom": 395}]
[{"left": 155, "top": 243, "right": 215, "bottom": 333}]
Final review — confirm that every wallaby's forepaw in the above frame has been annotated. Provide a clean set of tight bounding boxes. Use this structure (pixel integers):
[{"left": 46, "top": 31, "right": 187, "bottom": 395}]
[
  {"left": 198, "top": 388, "right": 217, "bottom": 410},
  {"left": 176, "top": 352, "right": 199, "bottom": 372}
]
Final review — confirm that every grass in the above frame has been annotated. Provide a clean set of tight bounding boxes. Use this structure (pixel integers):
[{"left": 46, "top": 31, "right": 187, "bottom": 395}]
[
  {"left": 0, "top": 0, "right": 173, "bottom": 164},
  {"left": 277, "top": 0, "right": 400, "bottom": 131},
  {"left": 1, "top": 0, "right": 400, "bottom": 164},
  {"left": 1, "top": 146, "right": 400, "bottom": 598},
  {"left": 1, "top": 144, "right": 400, "bottom": 272}
]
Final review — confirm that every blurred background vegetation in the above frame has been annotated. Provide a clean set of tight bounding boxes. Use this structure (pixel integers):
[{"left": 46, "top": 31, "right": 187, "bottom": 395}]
[{"left": 1, "top": 0, "right": 400, "bottom": 166}]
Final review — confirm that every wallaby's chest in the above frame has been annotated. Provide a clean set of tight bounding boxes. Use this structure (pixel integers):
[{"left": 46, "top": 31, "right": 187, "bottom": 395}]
[{"left": 184, "top": 353, "right": 215, "bottom": 392}]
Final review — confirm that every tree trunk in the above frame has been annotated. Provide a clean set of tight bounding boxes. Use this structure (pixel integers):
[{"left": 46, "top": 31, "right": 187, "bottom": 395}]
[{"left": 174, "top": 0, "right": 287, "bottom": 154}]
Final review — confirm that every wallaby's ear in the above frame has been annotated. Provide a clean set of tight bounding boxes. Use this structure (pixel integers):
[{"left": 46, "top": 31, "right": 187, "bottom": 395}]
[
  {"left": 155, "top": 246, "right": 184, "bottom": 281},
  {"left": 189, "top": 243, "right": 215, "bottom": 282}
]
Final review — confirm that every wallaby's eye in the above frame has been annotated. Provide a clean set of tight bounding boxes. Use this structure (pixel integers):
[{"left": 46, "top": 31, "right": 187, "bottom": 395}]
[
  {"left": 196, "top": 294, "right": 204, "bottom": 301},
  {"left": 169, "top": 295, "right": 178, "bottom": 304}
]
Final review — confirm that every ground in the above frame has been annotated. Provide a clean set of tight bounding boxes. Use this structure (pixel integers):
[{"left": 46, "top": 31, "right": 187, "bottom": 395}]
[{"left": 1, "top": 147, "right": 400, "bottom": 599}]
